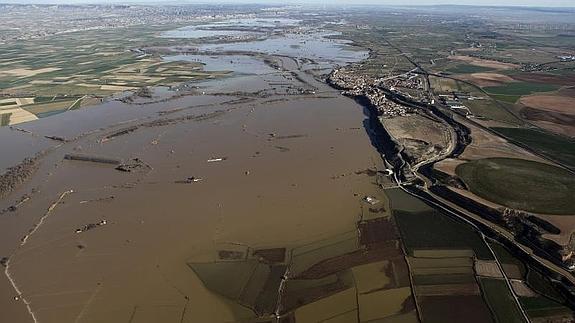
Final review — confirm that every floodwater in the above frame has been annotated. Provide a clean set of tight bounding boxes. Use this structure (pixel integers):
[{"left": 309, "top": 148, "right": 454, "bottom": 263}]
[
  {"left": 0, "top": 19, "right": 393, "bottom": 323},
  {"left": 197, "top": 31, "right": 368, "bottom": 65},
  {"left": 162, "top": 18, "right": 301, "bottom": 39},
  {"left": 0, "top": 80, "right": 388, "bottom": 323},
  {"left": 0, "top": 127, "right": 56, "bottom": 173},
  {"left": 163, "top": 54, "right": 277, "bottom": 75}
]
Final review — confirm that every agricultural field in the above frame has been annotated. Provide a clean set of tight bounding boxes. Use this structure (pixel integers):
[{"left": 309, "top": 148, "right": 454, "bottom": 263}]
[
  {"left": 446, "top": 64, "right": 494, "bottom": 74},
  {"left": 186, "top": 207, "right": 417, "bottom": 322},
  {"left": 418, "top": 295, "right": 493, "bottom": 323},
  {"left": 520, "top": 296, "right": 573, "bottom": 319},
  {"left": 0, "top": 24, "right": 220, "bottom": 125},
  {"left": 464, "top": 100, "right": 523, "bottom": 125},
  {"left": 483, "top": 82, "right": 560, "bottom": 102},
  {"left": 456, "top": 157, "right": 575, "bottom": 215},
  {"left": 489, "top": 242, "right": 574, "bottom": 321},
  {"left": 491, "top": 127, "right": 575, "bottom": 170},
  {"left": 394, "top": 209, "right": 493, "bottom": 260},
  {"left": 489, "top": 243, "right": 526, "bottom": 280},
  {"left": 478, "top": 278, "right": 526, "bottom": 323}
]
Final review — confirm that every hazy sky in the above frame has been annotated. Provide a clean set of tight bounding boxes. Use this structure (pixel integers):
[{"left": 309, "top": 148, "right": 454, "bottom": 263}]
[{"left": 2, "top": 0, "right": 574, "bottom": 7}]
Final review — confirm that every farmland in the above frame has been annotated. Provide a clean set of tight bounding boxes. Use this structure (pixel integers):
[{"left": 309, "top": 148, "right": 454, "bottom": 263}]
[
  {"left": 0, "top": 24, "right": 220, "bottom": 125},
  {"left": 446, "top": 64, "right": 493, "bottom": 74},
  {"left": 484, "top": 82, "right": 560, "bottom": 97},
  {"left": 492, "top": 127, "right": 575, "bottom": 169},
  {"left": 478, "top": 278, "right": 526, "bottom": 323},
  {"left": 394, "top": 209, "right": 493, "bottom": 260},
  {"left": 456, "top": 158, "right": 575, "bottom": 215},
  {"left": 489, "top": 241, "right": 573, "bottom": 321}
]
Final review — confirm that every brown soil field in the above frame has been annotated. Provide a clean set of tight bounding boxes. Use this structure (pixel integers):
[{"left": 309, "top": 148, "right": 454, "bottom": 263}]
[
  {"left": 528, "top": 120, "right": 575, "bottom": 138},
  {"left": 408, "top": 257, "right": 473, "bottom": 268},
  {"left": 520, "top": 107, "right": 575, "bottom": 137},
  {"left": 449, "top": 55, "right": 518, "bottom": 70},
  {"left": 453, "top": 115, "right": 545, "bottom": 162},
  {"left": 434, "top": 158, "right": 467, "bottom": 177},
  {"left": 501, "top": 264, "right": 524, "bottom": 280},
  {"left": 521, "top": 107, "right": 574, "bottom": 125},
  {"left": 415, "top": 283, "right": 480, "bottom": 296},
  {"left": 412, "top": 267, "right": 474, "bottom": 275},
  {"left": 412, "top": 249, "right": 474, "bottom": 258},
  {"left": 459, "top": 73, "right": 515, "bottom": 87},
  {"left": 558, "top": 86, "right": 575, "bottom": 97},
  {"left": 519, "top": 95, "right": 575, "bottom": 115},
  {"left": 295, "top": 242, "right": 401, "bottom": 280},
  {"left": 511, "top": 72, "right": 575, "bottom": 86},
  {"left": 475, "top": 260, "right": 503, "bottom": 278},
  {"left": 510, "top": 280, "right": 537, "bottom": 297}
]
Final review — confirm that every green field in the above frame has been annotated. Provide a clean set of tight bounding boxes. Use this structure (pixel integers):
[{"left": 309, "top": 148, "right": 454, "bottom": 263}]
[
  {"left": 0, "top": 24, "right": 211, "bottom": 99},
  {"left": 447, "top": 64, "right": 494, "bottom": 74},
  {"left": 488, "top": 94, "right": 522, "bottom": 103},
  {"left": 465, "top": 100, "right": 523, "bottom": 124},
  {"left": 456, "top": 158, "right": 575, "bottom": 215},
  {"left": 492, "top": 127, "right": 575, "bottom": 170},
  {"left": 484, "top": 82, "right": 559, "bottom": 96},
  {"left": 479, "top": 278, "right": 526, "bottom": 323},
  {"left": 394, "top": 210, "right": 493, "bottom": 260},
  {"left": 1, "top": 113, "right": 11, "bottom": 126},
  {"left": 520, "top": 296, "right": 572, "bottom": 318}
]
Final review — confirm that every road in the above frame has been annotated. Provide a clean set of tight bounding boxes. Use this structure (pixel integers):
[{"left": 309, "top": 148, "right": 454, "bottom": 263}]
[{"left": 374, "top": 35, "right": 575, "bottom": 318}]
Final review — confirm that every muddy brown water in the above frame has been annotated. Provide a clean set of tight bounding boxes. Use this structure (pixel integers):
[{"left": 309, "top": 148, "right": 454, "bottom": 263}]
[{"left": 0, "top": 55, "right": 390, "bottom": 322}]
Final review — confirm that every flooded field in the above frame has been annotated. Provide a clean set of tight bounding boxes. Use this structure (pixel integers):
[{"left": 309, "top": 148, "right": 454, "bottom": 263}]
[
  {"left": 1, "top": 92, "right": 389, "bottom": 322},
  {"left": 162, "top": 18, "right": 301, "bottom": 39},
  {"left": 197, "top": 32, "right": 368, "bottom": 66},
  {"left": 163, "top": 54, "right": 276, "bottom": 75},
  {"left": 2, "top": 10, "right": 571, "bottom": 323},
  {"left": 0, "top": 20, "right": 394, "bottom": 322}
]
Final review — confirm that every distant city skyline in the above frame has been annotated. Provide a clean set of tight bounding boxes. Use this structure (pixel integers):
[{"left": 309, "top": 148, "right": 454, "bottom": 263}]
[{"left": 1, "top": 0, "right": 575, "bottom": 8}]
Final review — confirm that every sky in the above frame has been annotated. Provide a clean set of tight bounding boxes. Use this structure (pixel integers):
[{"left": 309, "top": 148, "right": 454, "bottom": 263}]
[{"left": 1, "top": 0, "right": 574, "bottom": 7}]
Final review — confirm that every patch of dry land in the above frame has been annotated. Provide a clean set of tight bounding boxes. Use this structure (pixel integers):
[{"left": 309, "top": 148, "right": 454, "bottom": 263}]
[
  {"left": 382, "top": 113, "right": 450, "bottom": 164},
  {"left": 0, "top": 67, "right": 60, "bottom": 78},
  {"left": 449, "top": 55, "right": 518, "bottom": 70},
  {"left": 0, "top": 107, "right": 38, "bottom": 125},
  {"left": 520, "top": 95, "right": 575, "bottom": 115},
  {"left": 459, "top": 72, "right": 515, "bottom": 87},
  {"left": 519, "top": 95, "right": 575, "bottom": 136},
  {"left": 435, "top": 114, "right": 546, "bottom": 177}
]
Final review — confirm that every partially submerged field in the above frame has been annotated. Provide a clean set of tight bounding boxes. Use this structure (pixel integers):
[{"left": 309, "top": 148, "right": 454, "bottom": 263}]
[
  {"left": 456, "top": 158, "right": 575, "bottom": 215},
  {"left": 0, "top": 25, "right": 221, "bottom": 125}
]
